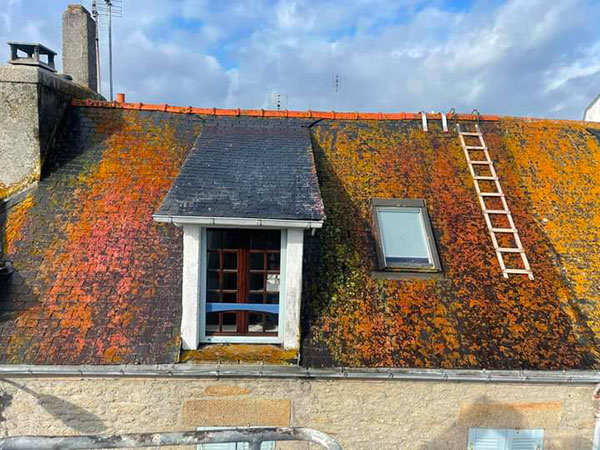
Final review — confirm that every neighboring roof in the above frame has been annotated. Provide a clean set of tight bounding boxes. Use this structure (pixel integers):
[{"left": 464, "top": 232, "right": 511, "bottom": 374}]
[
  {"left": 1, "top": 100, "right": 600, "bottom": 370},
  {"left": 155, "top": 120, "right": 325, "bottom": 223}
]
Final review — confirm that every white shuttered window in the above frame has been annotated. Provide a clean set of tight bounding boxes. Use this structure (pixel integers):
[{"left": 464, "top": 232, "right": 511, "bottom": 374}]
[{"left": 467, "top": 428, "right": 543, "bottom": 450}]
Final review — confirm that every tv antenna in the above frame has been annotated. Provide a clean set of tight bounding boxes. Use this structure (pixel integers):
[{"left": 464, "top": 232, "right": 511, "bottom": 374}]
[
  {"left": 333, "top": 74, "right": 341, "bottom": 111},
  {"left": 85, "top": 0, "right": 122, "bottom": 100},
  {"left": 268, "top": 92, "right": 288, "bottom": 111}
]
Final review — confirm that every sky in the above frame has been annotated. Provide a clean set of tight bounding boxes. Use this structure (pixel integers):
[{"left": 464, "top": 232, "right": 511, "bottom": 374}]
[{"left": 1, "top": 0, "right": 599, "bottom": 119}]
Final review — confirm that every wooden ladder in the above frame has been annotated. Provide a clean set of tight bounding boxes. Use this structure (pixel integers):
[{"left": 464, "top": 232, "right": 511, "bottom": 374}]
[{"left": 456, "top": 123, "right": 534, "bottom": 280}]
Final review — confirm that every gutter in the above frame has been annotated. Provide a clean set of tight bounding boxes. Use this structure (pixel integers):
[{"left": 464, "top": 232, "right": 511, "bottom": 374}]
[
  {"left": 152, "top": 215, "right": 324, "bottom": 229},
  {"left": 1, "top": 364, "right": 600, "bottom": 384}
]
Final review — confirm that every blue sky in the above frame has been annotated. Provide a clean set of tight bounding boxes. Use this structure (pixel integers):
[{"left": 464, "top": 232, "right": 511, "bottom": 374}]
[{"left": 1, "top": 0, "right": 599, "bottom": 119}]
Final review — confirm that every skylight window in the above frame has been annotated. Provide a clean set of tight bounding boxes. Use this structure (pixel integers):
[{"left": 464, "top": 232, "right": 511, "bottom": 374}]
[{"left": 372, "top": 199, "right": 441, "bottom": 272}]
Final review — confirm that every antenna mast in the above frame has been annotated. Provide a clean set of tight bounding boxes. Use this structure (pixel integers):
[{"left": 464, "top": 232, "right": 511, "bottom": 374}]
[
  {"left": 333, "top": 74, "right": 341, "bottom": 111},
  {"left": 91, "top": 0, "right": 101, "bottom": 94}
]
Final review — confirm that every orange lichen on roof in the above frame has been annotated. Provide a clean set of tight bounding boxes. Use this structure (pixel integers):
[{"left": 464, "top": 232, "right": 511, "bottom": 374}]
[
  {"left": 303, "top": 119, "right": 597, "bottom": 369},
  {"left": 500, "top": 118, "right": 600, "bottom": 352},
  {"left": 0, "top": 107, "right": 201, "bottom": 364}
]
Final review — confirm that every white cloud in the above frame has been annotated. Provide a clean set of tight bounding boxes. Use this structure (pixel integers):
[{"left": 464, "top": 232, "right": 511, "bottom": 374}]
[{"left": 1, "top": 0, "right": 599, "bottom": 119}]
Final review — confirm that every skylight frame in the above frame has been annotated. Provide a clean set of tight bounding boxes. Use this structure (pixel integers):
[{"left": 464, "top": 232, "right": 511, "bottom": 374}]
[{"left": 371, "top": 198, "right": 442, "bottom": 273}]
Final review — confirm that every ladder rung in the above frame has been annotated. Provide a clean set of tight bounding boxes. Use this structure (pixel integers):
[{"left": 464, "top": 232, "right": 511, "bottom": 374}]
[
  {"left": 461, "top": 132, "right": 482, "bottom": 136},
  {"left": 484, "top": 209, "right": 510, "bottom": 214},
  {"left": 497, "top": 248, "right": 523, "bottom": 253},
  {"left": 466, "top": 145, "right": 487, "bottom": 150},
  {"left": 491, "top": 227, "right": 517, "bottom": 233},
  {"left": 470, "top": 160, "right": 492, "bottom": 165},
  {"left": 474, "top": 176, "right": 498, "bottom": 180},
  {"left": 503, "top": 269, "right": 532, "bottom": 275},
  {"left": 480, "top": 192, "right": 504, "bottom": 197}
]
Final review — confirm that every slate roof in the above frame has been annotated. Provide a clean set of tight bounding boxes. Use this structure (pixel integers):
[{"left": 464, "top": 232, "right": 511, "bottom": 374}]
[
  {"left": 155, "top": 120, "right": 325, "bottom": 222},
  {"left": 1, "top": 101, "right": 600, "bottom": 369},
  {"left": 0, "top": 107, "right": 201, "bottom": 364}
]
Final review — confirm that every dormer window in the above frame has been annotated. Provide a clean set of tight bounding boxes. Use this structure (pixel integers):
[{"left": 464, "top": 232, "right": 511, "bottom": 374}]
[
  {"left": 371, "top": 199, "right": 441, "bottom": 273},
  {"left": 205, "top": 229, "right": 282, "bottom": 338}
]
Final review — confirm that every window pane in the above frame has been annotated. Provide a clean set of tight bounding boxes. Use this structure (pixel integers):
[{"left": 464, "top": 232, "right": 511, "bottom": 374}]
[
  {"left": 249, "top": 293, "right": 263, "bottom": 303},
  {"left": 222, "top": 292, "right": 237, "bottom": 303},
  {"left": 250, "top": 273, "right": 264, "bottom": 291},
  {"left": 377, "top": 208, "right": 431, "bottom": 265},
  {"left": 266, "top": 274, "right": 280, "bottom": 292},
  {"left": 207, "top": 252, "right": 220, "bottom": 270},
  {"left": 222, "top": 313, "right": 237, "bottom": 332},
  {"left": 207, "top": 290, "right": 220, "bottom": 302},
  {"left": 248, "top": 313, "right": 264, "bottom": 333},
  {"left": 265, "top": 231, "right": 280, "bottom": 250},
  {"left": 265, "top": 313, "right": 278, "bottom": 332},
  {"left": 223, "top": 252, "right": 237, "bottom": 270},
  {"left": 266, "top": 293, "right": 279, "bottom": 304},
  {"left": 207, "top": 231, "right": 222, "bottom": 250},
  {"left": 267, "top": 253, "right": 280, "bottom": 271},
  {"left": 206, "top": 313, "right": 219, "bottom": 333},
  {"left": 222, "top": 272, "right": 237, "bottom": 290},
  {"left": 250, "top": 232, "right": 266, "bottom": 249},
  {"left": 207, "top": 271, "right": 219, "bottom": 290},
  {"left": 250, "top": 253, "right": 264, "bottom": 270},
  {"left": 223, "top": 231, "right": 243, "bottom": 249}
]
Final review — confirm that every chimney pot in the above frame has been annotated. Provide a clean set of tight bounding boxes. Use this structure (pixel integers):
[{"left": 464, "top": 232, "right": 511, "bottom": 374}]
[{"left": 116, "top": 93, "right": 125, "bottom": 103}]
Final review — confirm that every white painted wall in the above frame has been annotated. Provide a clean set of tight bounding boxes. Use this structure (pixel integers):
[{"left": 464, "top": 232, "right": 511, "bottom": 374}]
[
  {"left": 181, "top": 225, "right": 201, "bottom": 349},
  {"left": 584, "top": 94, "right": 600, "bottom": 122},
  {"left": 283, "top": 229, "right": 304, "bottom": 350}
]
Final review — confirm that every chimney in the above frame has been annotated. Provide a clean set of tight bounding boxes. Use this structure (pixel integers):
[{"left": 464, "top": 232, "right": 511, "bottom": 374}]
[{"left": 62, "top": 4, "right": 98, "bottom": 92}]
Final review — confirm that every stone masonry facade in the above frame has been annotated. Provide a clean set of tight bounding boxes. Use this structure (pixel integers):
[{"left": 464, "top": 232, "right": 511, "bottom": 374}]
[{"left": 0, "top": 377, "right": 594, "bottom": 449}]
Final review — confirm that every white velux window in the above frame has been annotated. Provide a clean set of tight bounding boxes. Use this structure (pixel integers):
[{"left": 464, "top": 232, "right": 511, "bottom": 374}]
[
  {"left": 371, "top": 199, "right": 441, "bottom": 272},
  {"left": 467, "top": 428, "right": 544, "bottom": 450}
]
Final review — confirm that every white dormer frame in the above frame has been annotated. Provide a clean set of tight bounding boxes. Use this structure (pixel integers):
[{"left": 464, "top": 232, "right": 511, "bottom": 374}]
[{"left": 166, "top": 217, "right": 323, "bottom": 350}]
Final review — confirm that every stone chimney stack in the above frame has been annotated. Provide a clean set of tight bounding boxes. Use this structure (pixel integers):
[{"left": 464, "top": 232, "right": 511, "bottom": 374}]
[{"left": 62, "top": 5, "right": 98, "bottom": 92}]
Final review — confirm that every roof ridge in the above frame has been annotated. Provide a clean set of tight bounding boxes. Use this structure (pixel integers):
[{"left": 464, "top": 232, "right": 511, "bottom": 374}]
[{"left": 71, "top": 98, "right": 499, "bottom": 122}]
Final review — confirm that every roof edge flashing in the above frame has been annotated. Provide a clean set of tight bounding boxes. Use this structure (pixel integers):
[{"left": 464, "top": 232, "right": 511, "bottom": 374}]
[{"left": 153, "top": 214, "right": 324, "bottom": 229}]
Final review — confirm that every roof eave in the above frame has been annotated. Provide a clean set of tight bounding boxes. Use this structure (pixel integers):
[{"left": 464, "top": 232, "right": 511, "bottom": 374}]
[{"left": 152, "top": 214, "right": 324, "bottom": 229}]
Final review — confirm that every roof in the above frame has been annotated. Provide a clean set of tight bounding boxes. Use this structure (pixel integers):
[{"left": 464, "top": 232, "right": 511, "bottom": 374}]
[
  {"left": 155, "top": 120, "right": 325, "bottom": 223},
  {"left": 0, "top": 106, "right": 201, "bottom": 364},
  {"left": 1, "top": 100, "right": 599, "bottom": 369}
]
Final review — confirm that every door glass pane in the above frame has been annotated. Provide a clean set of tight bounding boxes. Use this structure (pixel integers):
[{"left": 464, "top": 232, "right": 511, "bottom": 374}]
[
  {"left": 207, "top": 271, "right": 219, "bottom": 290},
  {"left": 265, "top": 313, "right": 278, "bottom": 332},
  {"left": 250, "top": 273, "right": 264, "bottom": 291},
  {"left": 266, "top": 253, "right": 280, "bottom": 271},
  {"left": 207, "top": 231, "right": 222, "bottom": 250},
  {"left": 250, "top": 253, "right": 264, "bottom": 270},
  {"left": 265, "top": 231, "right": 280, "bottom": 250},
  {"left": 266, "top": 293, "right": 279, "bottom": 304},
  {"left": 377, "top": 208, "right": 431, "bottom": 265},
  {"left": 206, "top": 313, "right": 219, "bottom": 333},
  {"left": 248, "top": 313, "right": 264, "bottom": 333},
  {"left": 222, "top": 292, "right": 237, "bottom": 302},
  {"left": 266, "top": 274, "right": 280, "bottom": 292},
  {"left": 222, "top": 272, "right": 237, "bottom": 290},
  {"left": 207, "top": 252, "right": 220, "bottom": 270},
  {"left": 207, "top": 290, "right": 220, "bottom": 302},
  {"left": 222, "top": 313, "right": 237, "bottom": 332},
  {"left": 249, "top": 293, "right": 263, "bottom": 303},
  {"left": 223, "top": 252, "right": 237, "bottom": 270},
  {"left": 223, "top": 231, "right": 243, "bottom": 249}
]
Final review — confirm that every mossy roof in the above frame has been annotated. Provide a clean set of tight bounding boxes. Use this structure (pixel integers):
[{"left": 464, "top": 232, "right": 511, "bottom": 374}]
[{"left": 1, "top": 104, "right": 599, "bottom": 369}]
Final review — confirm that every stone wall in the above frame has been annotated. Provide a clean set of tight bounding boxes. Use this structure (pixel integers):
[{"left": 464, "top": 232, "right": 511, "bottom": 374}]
[
  {"left": 0, "top": 376, "right": 594, "bottom": 449},
  {"left": 0, "top": 65, "right": 102, "bottom": 200}
]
